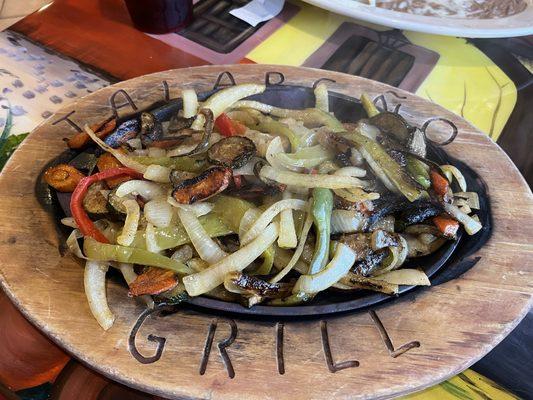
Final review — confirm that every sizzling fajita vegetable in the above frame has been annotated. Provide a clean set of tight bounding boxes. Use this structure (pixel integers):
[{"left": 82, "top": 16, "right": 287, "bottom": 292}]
[{"left": 45, "top": 83, "right": 484, "bottom": 329}]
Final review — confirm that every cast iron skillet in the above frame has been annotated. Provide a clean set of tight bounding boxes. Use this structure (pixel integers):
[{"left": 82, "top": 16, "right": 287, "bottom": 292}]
[{"left": 37, "top": 80, "right": 492, "bottom": 318}]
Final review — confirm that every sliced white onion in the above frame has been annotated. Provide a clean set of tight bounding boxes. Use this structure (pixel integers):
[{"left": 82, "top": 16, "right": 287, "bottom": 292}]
[
  {"left": 143, "top": 164, "right": 171, "bottom": 183},
  {"left": 260, "top": 166, "right": 367, "bottom": 190},
  {"left": 187, "top": 258, "right": 210, "bottom": 272},
  {"left": 271, "top": 209, "right": 313, "bottom": 283},
  {"left": 182, "top": 89, "right": 198, "bottom": 118},
  {"left": 350, "top": 148, "right": 364, "bottom": 166},
  {"left": 278, "top": 191, "right": 298, "bottom": 249},
  {"left": 117, "top": 199, "right": 140, "bottom": 246},
  {"left": 168, "top": 197, "right": 213, "bottom": 217},
  {"left": 145, "top": 223, "right": 162, "bottom": 253},
  {"left": 84, "top": 260, "right": 115, "bottom": 330},
  {"left": 177, "top": 208, "right": 227, "bottom": 264},
  {"left": 369, "top": 215, "right": 395, "bottom": 233},
  {"left": 373, "top": 269, "right": 430, "bottom": 286},
  {"left": 66, "top": 229, "right": 86, "bottom": 259},
  {"left": 292, "top": 243, "right": 356, "bottom": 294},
  {"left": 330, "top": 210, "right": 367, "bottom": 234},
  {"left": 61, "top": 217, "right": 78, "bottom": 229},
  {"left": 84, "top": 125, "right": 147, "bottom": 173},
  {"left": 266, "top": 136, "right": 288, "bottom": 171},
  {"left": 183, "top": 222, "right": 279, "bottom": 296},
  {"left": 443, "top": 202, "right": 482, "bottom": 235},
  {"left": 191, "top": 84, "right": 266, "bottom": 130},
  {"left": 441, "top": 165, "right": 467, "bottom": 192},
  {"left": 144, "top": 198, "right": 173, "bottom": 228},
  {"left": 239, "top": 208, "right": 261, "bottom": 240},
  {"left": 240, "top": 199, "right": 307, "bottom": 245},
  {"left": 334, "top": 166, "right": 367, "bottom": 178},
  {"left": 333, "top": 188, "right": 380, "bottom": 202},
  {"left": 115, "top": 180, "right": 165, "bottom": 200},
  {"left": 314, "top": 82, "right": 329, "bottom": 112}
]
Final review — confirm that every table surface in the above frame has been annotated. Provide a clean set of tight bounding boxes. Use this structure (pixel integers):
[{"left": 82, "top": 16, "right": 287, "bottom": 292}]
[{"left": 0, "top": 0, "right": 531, "bottom": 399}]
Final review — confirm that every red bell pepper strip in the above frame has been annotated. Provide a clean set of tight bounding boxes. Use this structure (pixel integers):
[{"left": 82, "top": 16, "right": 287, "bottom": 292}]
[
  {"left": 70, "top": 167, "right": 143, "bottom": 243},
  {"left": 214, "top": 113, "right": 247, "bottom": 137},
  {"left": 433, "top": 216, "right": 459, "bottom": 238},
  {"left": 430, "top": 170, "right": 449, "bottom": 198}
]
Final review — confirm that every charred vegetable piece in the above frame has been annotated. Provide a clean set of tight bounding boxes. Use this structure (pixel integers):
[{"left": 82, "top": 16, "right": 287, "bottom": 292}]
[
  {"left": 172, "top": 166, "right": 232, "bottom": 204},
  {"left": 225, "top": 272, "right": 287, "bottom": 297},
  {"left": 215, "top": 113, "right": 247, "bottom": 137},
  {"left": 369, "top": 112, "right": 411, "bottom": 143},
  {"left": 168, "top": 115, "right": 195, "bottom": 134},
  {"left": 67, "top": 117, "right": 116, "bottom": 149},
  {"left": 175, "top": 109, "right": 214, "bottom": 157},
  {"left": 96, "top": 153, "right": 130, "bottom": 188},
  {"left": 128, "top": 267, "right": 179, "bottom": 297},
  {"left": 398, "top": 200, "right": 443, "bottom": 226},
  {"left": 71, "top": 168, "right": 143, "bottom": 243},
  {"left": 352, "top": 249, "right": 388, "bottom": 276},
  {"left": 107, "top": 187, "right": 127, "bottom": 216},
  {"left": 104, "top": 119, "right": 139, "bottom": 148},
  {"left": 207, "top": 136, "right": 256, "bottom": 168},
  {"left": 82, "top": 181, "right": 109, "bottom": 217},
  {"left": 342, "top": 130, "right": 426, "bottom": 202},
  {"left": 44, "top": 164, "right": 85, "bottom": 192},
  {"left": 139, "top": 112, "right": 163, "bottom": 147},
  {"left": 433, "top": 216, "right": 460, "bottom": 238}
]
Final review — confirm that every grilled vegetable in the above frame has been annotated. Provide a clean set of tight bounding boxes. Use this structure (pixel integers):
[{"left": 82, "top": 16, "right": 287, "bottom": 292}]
[
  {"left": 82, "top": 181, "right": 109, "bottom": 218},
  {"left": 128, "top": 267, "right": 179, "bottom": 297},
  {"left": 207, "top": 136, "right": 256, "bottom": 168},
  {"left": 214, "top": 113, "right": 247, "bottom": 137},
  {"left": 308, "top": 188, "right": 333, "bottom": 274},
  {"left": 67, "top": 117, "right": 116, "bottom": 149},
  {"left": 96, "top": 153, "right": 130, "bottom": 188},
  {"left": 342, "top": 129, "right": 426, "bottom": 202},
  {"left": 433, "top": 216, "right": 460, "bottom": 238},
  {"left": 172, "top": 166, "right": 232, "bottom": 204},
  {"left": 44, "top": 164, "right": 85, "bottom": 192}
]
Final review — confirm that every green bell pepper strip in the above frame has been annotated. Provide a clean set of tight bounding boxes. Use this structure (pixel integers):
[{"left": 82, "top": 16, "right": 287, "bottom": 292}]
[
  {"left": 212, "top": 195, "right": 275, "bottom": 271},
  {"left": 308, "top": 188, "right": 333, "bottom": 275},
  {"left": 360, "top": 93, "right": 379, "bottom": 118},
  {"left": 131, "top": 214, "right": 233, "bottom": 251},
  {"left": 342, "top": 130, "right": 426, "bottom": 202},
  {"left": 132, "top": 155, "right": 207, "bottom": 172},
  {"left": 84, "top": 237, "right": 193, "bottom": 274},
  {"left": 406, "top": 156, "right": 431, "bottom": 189}
]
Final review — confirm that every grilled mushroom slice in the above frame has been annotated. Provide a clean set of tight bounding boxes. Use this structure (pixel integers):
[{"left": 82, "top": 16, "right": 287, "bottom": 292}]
[
  {"left": 172, "top": 166, "right": 232, "bottom": 204},
  {"left": 207, "top": 136, "right": 256, "bottom": 168}
]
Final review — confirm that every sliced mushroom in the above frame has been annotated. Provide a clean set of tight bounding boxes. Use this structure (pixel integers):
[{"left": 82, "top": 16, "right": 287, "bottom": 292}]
[
  {"left": 172, "top": 166, "right": 232, "bottom": 204},
  {"left": 207, "top": 136, "right": 256, "bottom": 168},
  {"left": 140, "top": 112, "right": 163, "bottom": 147}
]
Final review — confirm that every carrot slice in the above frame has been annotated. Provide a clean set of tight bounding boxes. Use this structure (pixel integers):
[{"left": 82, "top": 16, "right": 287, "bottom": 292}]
[
  {"left": 67, "top": 118, "right": 116, "bottom": 149},
  {"left": 96, "top": 153, "right": 130, "bottom": 188},
  {"left": 433, "top": 216, "right": 459, "bottom": 238},
  {"left": 430, "top": 170, "right": 449, "bottom": 198},
  {"left": 128, "top": 267, "right": 179, "bottom": 297},
  {"left": 43, "top": 164, "right": 85, "bottom": 192}
]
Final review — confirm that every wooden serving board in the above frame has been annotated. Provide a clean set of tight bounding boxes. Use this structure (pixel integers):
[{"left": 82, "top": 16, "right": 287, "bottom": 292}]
[{"left": 0, "top": 65, "right": 531, "bottom": 400}]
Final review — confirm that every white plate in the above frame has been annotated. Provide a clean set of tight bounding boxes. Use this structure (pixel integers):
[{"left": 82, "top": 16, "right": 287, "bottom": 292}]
[{"left": 301, "top": 0, "right": 533, "bottom": 38}]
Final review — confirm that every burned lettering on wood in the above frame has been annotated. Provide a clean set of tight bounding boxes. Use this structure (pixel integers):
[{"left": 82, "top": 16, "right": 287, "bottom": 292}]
[
  {"left": 199, "top": 319, "right": 238, "bottom": 379},
  {"left": 320, "top": 321, "right": 359, "bottom": 373},
  {"left": 128, "top": 305, "right": 171, "bottom": 364},
  {"left": 52, "top": 111, "right": 82, "bottom": 133},
  {"left": 276, "top": 322, "right": 285, "bottom": 375},
  {"left": 369, "top": 310, "right": 420, "bottom": 358},
  {"left": 109, "top": 89, "right": 138, "bottom": 118}
]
